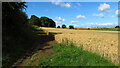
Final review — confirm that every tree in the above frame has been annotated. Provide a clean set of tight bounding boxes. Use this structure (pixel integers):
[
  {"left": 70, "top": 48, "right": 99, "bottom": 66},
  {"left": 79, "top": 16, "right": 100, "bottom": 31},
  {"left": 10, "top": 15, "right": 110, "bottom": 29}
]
[
  {"left": 115, "top": 25, "right": 120, "bottom": 28},
  {"left": 2, "top": 2, "right": 36, "bottom": 68},
  {"left": 69, "top": 25, "right": 74, "bottom": 29},
  {"left": 3, "top": 2, "right": 28, "bottom": 49},
  {"left": 29, "top": 15, "right": 41, "bottom": 26},
  {"left": 62, "top": 24, "right": 66, "bottom": 28},
  {"left": 39, "top": 17, "right": 56, "bottom": 27},
  {"left": 57, "top": 26, "right": 60, "bottom": 28}
]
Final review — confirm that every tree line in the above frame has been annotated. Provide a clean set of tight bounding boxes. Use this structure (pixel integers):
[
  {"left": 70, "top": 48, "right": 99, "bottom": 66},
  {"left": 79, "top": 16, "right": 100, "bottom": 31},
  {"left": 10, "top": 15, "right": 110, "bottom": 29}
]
[
  {"left": 57, "top": 25, "right": 120, "bottom": 29},
  {"left": 3, "top": 2, "right": 35, "bottom": 68},
  {"left": 29, "top": 15, "right": 56, "bottom": 27},
  {"left": 2, "top": 2, "right": 57, "bottom": 68},
  {"left": 57, "top": 24, "right": 74, "bottom": 29},
  {"left": 115, "top": 25, "right": 120, "bottom": 28}
]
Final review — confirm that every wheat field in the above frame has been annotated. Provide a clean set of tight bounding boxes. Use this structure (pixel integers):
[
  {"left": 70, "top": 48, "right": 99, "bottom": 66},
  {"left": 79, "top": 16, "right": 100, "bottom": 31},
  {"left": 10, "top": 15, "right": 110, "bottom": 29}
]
[{"left": 41, "top": 27, "right": 119, "bottom": 65}]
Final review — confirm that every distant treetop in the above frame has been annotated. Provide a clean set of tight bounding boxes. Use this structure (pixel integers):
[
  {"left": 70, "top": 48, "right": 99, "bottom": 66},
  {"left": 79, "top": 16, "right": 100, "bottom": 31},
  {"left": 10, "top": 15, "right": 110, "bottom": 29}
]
[
  {"left": 62, "top": 24, "right": 66, "bottom": 28},
  {"left": 29, "top": 15, "right": 56, "bottom": 27}
]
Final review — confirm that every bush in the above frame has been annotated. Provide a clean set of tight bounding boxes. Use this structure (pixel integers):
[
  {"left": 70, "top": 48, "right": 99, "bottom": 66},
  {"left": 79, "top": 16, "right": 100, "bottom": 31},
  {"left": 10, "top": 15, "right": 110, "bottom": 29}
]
[
  {"left": 62, "top": 24, "right": 66, "bottom": 28},
  {"left": 115, "top": 25, "right": 120, "bottom": 28},
  {"left": 88, "top": 28, "right": 90, "bottom": 30},
  {"left": 69, "top": 25, "right": 74, "bottom": 29},
  {"left": 2, "top": 2, "right": 37, "bottom": 68},
  {"left": 57, "top": 26, "right": 60, "bottom": 28}
]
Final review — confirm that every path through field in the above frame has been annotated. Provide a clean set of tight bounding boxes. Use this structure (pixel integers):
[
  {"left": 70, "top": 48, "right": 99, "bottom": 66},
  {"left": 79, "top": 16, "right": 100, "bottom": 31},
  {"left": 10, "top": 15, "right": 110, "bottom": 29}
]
[
  {"left": 14, "top": 29, "right": 58, "bottom": 67},
  {"left": 41, "top": 27, "right": 119, "bottom": 65}
]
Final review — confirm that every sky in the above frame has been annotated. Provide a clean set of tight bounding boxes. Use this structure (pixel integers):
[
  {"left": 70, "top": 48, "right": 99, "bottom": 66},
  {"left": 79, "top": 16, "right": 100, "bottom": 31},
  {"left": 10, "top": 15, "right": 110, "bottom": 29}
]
[{"left": 25, "top": 2, "right": 119, "bottom": 28}]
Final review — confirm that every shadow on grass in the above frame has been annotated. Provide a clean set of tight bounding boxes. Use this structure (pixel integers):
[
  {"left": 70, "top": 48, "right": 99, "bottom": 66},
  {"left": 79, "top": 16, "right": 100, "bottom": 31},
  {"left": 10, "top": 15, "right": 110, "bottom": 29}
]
[{"left": 2, "top": 28, "right": 60, "bottom": 68}]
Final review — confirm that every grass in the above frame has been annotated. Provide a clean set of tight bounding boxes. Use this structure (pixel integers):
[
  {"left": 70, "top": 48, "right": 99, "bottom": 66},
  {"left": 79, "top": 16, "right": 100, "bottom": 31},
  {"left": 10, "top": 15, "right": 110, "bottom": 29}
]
[
  {"left": 26, "top": 53, "right": 39, "bottom": 66},
  {"left": 38, "top": 43, "right": 116, "bottom": 66}
]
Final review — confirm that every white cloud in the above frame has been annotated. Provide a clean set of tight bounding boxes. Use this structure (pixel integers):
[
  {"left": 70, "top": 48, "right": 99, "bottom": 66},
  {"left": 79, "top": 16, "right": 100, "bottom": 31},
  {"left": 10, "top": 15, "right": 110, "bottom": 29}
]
[
  {"left": 86, "top": 22, "right": 117, "bottom": 27},
  {"left": 75, "top": 22, "right": 117, "bottom": 28},
  {"left": 115, "top": 10, "right": 120, "bottom": 17},
  {"left": 73, "top": 3, "right": 81, "bottom": 9},
  {"left": 55, "top": 21, "right": 61, "bottom": 23},
  {"left": 88, "top": 23, "right": 114, "bottom": 26},
  {"left": 63, "top": 3, "right": 71, "bottom": 8},
  {"left": 111, "top": 15, "right": 115, "bottom": 18},
  {"left": 52, "top": 0, "right": 61, "bottom": 5},
  {"left": 55, "top": 17, "right": 65, "bottom": 21},
  {"left": 52, "top": 1, "right": 71, "bottom": 8},
  {"left": 76, "top": 15, "right": 86, "bottom": 19},
  {"left": 74, "top": 24, "right": 80, "bottom": 27},
  {"left": 98, "top": 3, "right": 110, "bottom": 13},
  {"left": 71, "top": 20, "right": 78, "bottom": 23},
  {"left": 93, "top": 13, "right": 104, "bottom": 18}
]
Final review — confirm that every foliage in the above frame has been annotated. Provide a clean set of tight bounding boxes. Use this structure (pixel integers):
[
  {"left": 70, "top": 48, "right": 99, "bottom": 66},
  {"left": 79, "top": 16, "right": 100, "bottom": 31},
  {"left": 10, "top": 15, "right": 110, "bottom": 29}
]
[
  {"left": 69, "top": 25, "right": 74, "bottom": 29},
  {"left": 62, "top": 24, "right": 66, "bottom": 28},
  {"left": 57, "top": 26, "right": 60, "bottom": 28},
  {"left": 39, "top": 17, "right": 56, "bottom": 27},
  {"left": 29, "top": 16, "right": 56, "bottom": 27},
  {"left": 29, "top": 15, "right": 41, "bottom": 26},
  {"left": 2, "top": 2, "right": 37, "bottom": 68},
  {"left": 38, "top": 43, "right": 116, "bottom": 66},
  {"left": 115, "top": 25, "right": 120, "bottom": 28}
]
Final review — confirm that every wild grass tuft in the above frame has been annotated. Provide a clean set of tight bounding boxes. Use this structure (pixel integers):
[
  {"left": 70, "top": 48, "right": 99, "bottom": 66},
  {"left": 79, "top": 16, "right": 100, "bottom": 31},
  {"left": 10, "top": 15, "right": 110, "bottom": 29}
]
[{"left": 38, "top": 43, "right": 116, "bottom": 66}]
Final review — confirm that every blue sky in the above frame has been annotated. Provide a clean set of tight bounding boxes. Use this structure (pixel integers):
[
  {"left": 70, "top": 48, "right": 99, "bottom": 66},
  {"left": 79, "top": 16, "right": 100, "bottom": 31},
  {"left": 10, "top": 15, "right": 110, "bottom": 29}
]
[{"left": 25, "top": 2, "right": 119, "bottom": 28}]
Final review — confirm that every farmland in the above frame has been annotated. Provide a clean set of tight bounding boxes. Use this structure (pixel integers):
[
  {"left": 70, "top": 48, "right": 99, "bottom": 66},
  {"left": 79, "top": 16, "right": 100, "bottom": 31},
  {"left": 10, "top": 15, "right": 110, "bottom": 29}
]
[
  {"left": 41, "top": 27, "right": 119, "bottom": 65},
  {"left": 3, "top": 2, "right": 119, "bottom": 68},
  {"left": 74, "top": 28, "right": 119, "bottom": 31}
]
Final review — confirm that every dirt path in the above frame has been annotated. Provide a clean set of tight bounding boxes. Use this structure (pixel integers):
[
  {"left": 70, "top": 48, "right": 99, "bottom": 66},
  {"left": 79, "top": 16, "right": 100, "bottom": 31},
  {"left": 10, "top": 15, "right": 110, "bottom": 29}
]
[
  {"left": 13, "top": 29, "right": 58, "bottom": 67},
  {"left": 17, "top": 41, "right": 57, "bottom": 66}
]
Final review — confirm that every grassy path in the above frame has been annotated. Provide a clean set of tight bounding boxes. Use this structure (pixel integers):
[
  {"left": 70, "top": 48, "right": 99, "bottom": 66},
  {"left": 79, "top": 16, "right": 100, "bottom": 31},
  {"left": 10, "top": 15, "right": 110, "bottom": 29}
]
[{"left": 38, "top": 43, "right": 116, "bottom": 66}]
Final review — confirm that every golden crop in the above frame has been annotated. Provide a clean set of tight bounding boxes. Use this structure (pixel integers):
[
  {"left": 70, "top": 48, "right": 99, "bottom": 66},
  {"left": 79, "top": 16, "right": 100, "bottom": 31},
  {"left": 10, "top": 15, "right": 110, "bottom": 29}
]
[{"left": 42, "top": 27, "right": 119, "bottom": 64}]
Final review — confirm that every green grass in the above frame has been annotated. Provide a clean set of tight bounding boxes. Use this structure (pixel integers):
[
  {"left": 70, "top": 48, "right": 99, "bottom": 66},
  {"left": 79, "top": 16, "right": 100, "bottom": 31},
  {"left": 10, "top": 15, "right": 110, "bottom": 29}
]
[{"left": 38, "top": 43, "right": 116, "bottom": 66}]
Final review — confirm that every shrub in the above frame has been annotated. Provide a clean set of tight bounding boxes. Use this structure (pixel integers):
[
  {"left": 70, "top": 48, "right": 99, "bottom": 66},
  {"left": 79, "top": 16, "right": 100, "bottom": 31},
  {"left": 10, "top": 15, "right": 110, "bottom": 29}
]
[
  {"left": 62, "top": 24, "right": 66, "bottom": 28},
  {"left": 57, "top": 26, "right": 60, "bottom": 28},
  {"left": 69, "top": 25, "right": 74, "bottom": 29},
  {"left": 115, "top": 25, "right": 120, "bottom": 28},
  {"left": 88, "top": 28, "right": 90, "bottom": 30}
]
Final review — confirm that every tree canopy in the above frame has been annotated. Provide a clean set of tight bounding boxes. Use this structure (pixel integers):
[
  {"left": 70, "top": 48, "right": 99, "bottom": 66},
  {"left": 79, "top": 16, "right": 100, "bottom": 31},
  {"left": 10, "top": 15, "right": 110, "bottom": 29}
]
[
  {"left": 39, "top": 17, "right": 56, "bottom": 27},
  {"left": 2, "top": 2, "right": 36, "bottom": 68},
  {"left": 57, "top": 26, "right": 60, "bottom": 28},
  {"left": 29, "top": 15, "right": 40, "bottom": 26},
  {"left": 29, "top": 16, "right": 56, "bottom": 27},
  {"left": 69, "top": 25, "right": 74, "bottom": 29},
  {"left": 115, "top": 25, "right": 120, "bottom": 28},
  {"left": 62, "top": 24, "right": 66, "bottom": 28}
]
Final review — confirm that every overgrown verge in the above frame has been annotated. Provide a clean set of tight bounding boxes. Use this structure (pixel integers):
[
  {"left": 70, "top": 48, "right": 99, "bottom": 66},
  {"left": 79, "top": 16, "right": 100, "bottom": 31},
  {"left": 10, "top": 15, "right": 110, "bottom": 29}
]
[
  {"left": 2, "top": 2, "right": 40, "bottom": 68},
  {"left": 38, "top": 43, "right": 116, "bottom": 66},
  {"left": 2, "top": 25, "right": 39, "bottom": 68}
]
